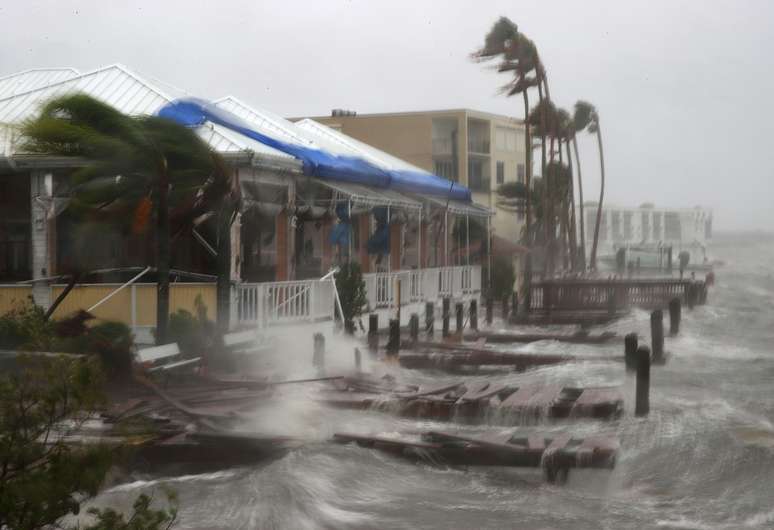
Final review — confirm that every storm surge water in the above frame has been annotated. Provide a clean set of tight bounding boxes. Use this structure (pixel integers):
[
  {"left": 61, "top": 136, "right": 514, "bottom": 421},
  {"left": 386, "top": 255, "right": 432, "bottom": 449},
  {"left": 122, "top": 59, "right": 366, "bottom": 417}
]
[{"left": 92, "top": 232, "right": 774, "bottom": 530}]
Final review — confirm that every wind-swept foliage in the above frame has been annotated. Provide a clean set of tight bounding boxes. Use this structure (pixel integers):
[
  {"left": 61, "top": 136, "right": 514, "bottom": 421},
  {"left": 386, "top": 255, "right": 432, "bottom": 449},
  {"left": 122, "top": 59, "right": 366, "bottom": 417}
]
[
  {"left": 573, "top": 100, "right": 605, "bottom": 270},
  {"left": 22, "top": 94, "right": 239, "bottom": 341}
]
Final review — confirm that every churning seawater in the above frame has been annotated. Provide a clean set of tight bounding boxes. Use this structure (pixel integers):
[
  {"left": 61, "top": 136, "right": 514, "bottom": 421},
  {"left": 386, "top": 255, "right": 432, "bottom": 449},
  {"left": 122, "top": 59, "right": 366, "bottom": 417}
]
[{"left": 90, "top": 232, "right": 774, "bottom": 530}]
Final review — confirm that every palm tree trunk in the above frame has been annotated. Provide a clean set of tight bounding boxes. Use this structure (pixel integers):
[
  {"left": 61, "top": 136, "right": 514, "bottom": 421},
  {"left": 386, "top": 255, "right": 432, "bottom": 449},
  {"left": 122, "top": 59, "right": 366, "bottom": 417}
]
[
  {"left": 565, "top": 140, "right": 578, "bottom": 271},
  {"left": 537, "top": 82, "right": 548, "bottom": 273},
  {"left": 522, "top": 88, "right": 531, "bottom": 245},
  {"left": 216, "top": 210, "right": 232, "bottom": 334},
  {"left": 156, "top": 163, "right": 170, "bottom": 345},
  {"left": 44, "top": 272, "right": 81, "bottom": 321},
  {"left": 572, "top": 136, "right": 586, "bottom": 270},
  {"left": 589, "top": 123, "right": 605, "bottom": 271}
]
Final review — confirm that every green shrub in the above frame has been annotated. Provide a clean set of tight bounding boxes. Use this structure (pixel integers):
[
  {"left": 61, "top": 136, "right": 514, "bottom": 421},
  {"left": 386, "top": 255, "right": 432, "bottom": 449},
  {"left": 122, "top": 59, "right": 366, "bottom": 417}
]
[
  {"left": 0, "top": 301, "right": 56, "bottom": 351},
  {"left": 165, "top": 295, "right": 216, "bottom": 357}
]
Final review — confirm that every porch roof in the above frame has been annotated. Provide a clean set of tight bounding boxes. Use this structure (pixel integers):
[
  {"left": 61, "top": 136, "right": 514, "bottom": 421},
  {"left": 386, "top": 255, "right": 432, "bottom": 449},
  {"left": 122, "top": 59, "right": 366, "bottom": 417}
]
[
  {"left": 312, "top": 178, "right": 422, "bottom": 211},
  {"left": 424, "top": 195, "right": 493, "bottom": 218}
]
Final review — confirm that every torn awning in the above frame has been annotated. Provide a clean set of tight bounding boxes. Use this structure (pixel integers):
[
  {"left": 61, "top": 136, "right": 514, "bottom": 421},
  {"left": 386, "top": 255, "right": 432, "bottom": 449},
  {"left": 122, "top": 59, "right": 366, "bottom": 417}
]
[
  {"left": 424, "top": 196, "right": 493, "bottom": 218},
  {"left": 311, "top": 178, "right": 422, "bottom": 211}
]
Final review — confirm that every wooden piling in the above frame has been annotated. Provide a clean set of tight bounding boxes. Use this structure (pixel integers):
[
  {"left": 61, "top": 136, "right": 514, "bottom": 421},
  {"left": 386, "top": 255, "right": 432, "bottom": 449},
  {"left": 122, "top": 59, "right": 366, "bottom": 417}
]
[
  {"left": 425, "top": 301, "right": 434, "bottom": 336},
  {"left": 455, "top": 302, "right": 464, "bottom": 334},
  {"left": 650, "top": 309, "right": 664, "bottom": 363},
  {"left": 502, "top": 296, "right": 509, "bottom": 321},
  {"left": 511, "top": 292, "right": 518, "bottom": 315},
  {"left": 387, "top": 319, "right": 400, "bottom": 357},
  {"left": 442, "top": 297, "right": 450, "bottom": 337},
  {"left": 669, "top": 298, "right": 681, "bottom": 336},
  {"left": 469, "top": 299, "right": 478, "bottom": 331},
  {"left": 624, "top": 332, "right": 638, "bottom": 372},
  {"left": 368, "top": 314, "right": 378, "bottom": 354},
  {"left": 635, "top": 345, "right": 651, "bottom": 417},
  {"left": 409, "top": 313, "right": 419, "bottom": 343},
  {"left": 486, "top": 297, "right": 493, "bottom": 325},
  {"left": 313, "top": 333, "right": 325, "bottom": 373},
  {"left": 354, "top": 347, "right": 361, "bottom": 372}
]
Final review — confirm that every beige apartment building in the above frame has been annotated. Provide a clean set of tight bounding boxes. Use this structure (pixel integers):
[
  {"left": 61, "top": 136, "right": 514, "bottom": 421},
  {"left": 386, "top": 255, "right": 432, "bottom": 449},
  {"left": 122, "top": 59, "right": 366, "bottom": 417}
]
[{"left": 295, "top": 109, "right": 528, "bottom": 247}]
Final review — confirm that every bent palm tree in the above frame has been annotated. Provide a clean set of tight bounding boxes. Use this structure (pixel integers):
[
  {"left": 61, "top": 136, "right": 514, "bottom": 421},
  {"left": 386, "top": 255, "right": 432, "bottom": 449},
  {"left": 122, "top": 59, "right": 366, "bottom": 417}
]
[
  {"left": 574, "top": 101, "right": 604, "bottom": 271},
  {"left": 22, "top": 94, "right": 238, "bottom": 342},
  {"left": 472, "top": 18, "right": 540, "bottom": 245}
]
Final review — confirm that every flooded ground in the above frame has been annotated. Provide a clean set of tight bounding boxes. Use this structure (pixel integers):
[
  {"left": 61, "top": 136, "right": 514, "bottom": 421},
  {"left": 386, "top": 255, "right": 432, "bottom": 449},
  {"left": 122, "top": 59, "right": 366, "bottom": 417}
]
[{"left": 90, "top": 232, "right": 774, "bottom": 530}]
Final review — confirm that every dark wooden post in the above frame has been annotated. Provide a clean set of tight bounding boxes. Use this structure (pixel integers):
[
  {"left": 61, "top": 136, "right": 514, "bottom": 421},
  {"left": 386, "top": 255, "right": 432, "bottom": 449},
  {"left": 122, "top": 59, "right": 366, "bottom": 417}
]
[
  {"left": 386, "top": 319, "right": 400, "bottom": 357},
  {"left": 501, "top": 296, "right": 509, "bottom": 321},
  {"left": 624, "top": 332, "right": 638, "bottom": 372},
  {"left": 607, "top": 285, "right": 617, "bottom": 316},
  {"left": 455, "top": 302, "right": 464, "bottom": 334},
  {"left": 669, "top": 298, "right": 681, "bottom": 336},
  {"left": 635, "top": 345, "right": 651, "bottom": 417},
  {"left": 313, "top": 333, "right": 325, "bottom": 373},
  {"left": 409, "top": 313, "right": 419, "bottom": 343},
  {"left": 368, "top": 313, "right": 378, "bottom": 355},
  {"left": 469, "top": 299, "right": 478, "bottom": 331},
  {"left": 485, "top": 296, "right": 493, "bottom": 325},
  {"left": 511, "top": 292, "right": 518, "bottom": 315},
  {"left": 354, "top": 347, "right": 361, "bottom": 372},
  {"left": 650, "top": 309, "right": 664, "bottom": 363},
  {"left": 425, "top": 301, "right": 434, "bottom": 336},
  {"left": 442, "top": 297, "right": 450, "bottom": 337},
  {"left": 687, "top": 283, "right": 696, "bottom": 310}
]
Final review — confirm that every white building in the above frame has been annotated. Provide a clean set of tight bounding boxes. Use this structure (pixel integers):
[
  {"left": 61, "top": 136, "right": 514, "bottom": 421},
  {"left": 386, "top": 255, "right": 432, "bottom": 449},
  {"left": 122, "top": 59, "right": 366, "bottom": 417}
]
[{"left": 584, "top": 203, "right": 713, "bottom": 266}]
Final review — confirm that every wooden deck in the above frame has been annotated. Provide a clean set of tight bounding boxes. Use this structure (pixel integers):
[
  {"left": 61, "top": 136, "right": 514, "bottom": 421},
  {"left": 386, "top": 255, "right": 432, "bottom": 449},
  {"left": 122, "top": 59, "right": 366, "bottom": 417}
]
[
  {"left": 528, "top": 278, "right": 708, "bottom": 313},
  {"left": 321, "top": 378, "right": 624, "bottom": 424},
  {"left": 333, "top": 430, "right": 618, "bottom": 482}
]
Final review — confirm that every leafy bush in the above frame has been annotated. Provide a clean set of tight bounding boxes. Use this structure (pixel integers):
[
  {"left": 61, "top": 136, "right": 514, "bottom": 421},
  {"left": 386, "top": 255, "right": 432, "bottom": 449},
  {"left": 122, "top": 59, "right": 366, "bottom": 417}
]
[
  {"left": 334, "top": 263, "right": 367, "bottom": 334},
  {"left": 165, "top": 295, "right": 216, "bottom": 358},
  {"left": 0, "top": 301, "right": 135, "bottom": 379},
  {"left": 0, "top": 301, "right": 57, "bottom": 351}
]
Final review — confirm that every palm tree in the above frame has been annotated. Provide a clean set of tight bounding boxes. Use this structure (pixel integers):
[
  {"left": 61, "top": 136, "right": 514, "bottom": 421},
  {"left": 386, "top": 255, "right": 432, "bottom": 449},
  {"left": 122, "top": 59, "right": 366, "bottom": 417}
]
[
  {"left": 472, "top": 18, "right": 540, "bottom": 245},
  {"left": 570, "top": 104, "right": 587, "bottom": 270},
  {"left": 573, "top": 101, "right": 605, "bottom": 270},
  {"left": 22, "top": 94, "right": 238, "bottom": 343}
]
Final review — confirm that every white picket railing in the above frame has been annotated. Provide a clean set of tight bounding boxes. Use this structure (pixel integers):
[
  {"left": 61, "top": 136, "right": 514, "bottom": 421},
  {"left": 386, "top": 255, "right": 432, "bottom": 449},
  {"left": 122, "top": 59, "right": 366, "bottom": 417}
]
[
  {"left": 236, "top": 265, "right": 482, "bottom": 326},
  {"left": 236, "top": 279, "right": 335, "bottom": 327},
  {"left": 363, "top": 265, "right": 481, "bottom": 309}
]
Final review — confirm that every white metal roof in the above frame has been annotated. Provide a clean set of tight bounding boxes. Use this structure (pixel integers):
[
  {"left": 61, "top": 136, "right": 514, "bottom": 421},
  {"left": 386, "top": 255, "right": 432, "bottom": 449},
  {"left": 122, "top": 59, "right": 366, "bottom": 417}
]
[
  {"left": 0, "top": 65, "right": 293, "bottom": 164},
  {"left": 0, "top": 68, "right": 80, "bottom": 100},
  {"left": 214, "top": 95, "right": 380, "bottom": 158}
]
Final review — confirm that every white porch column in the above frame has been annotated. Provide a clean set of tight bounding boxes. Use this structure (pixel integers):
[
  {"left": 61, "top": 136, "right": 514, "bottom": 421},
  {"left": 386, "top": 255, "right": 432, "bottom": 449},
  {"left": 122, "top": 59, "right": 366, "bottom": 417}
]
[{"left": 30, "top": 170, "right": 53, "bottom": 309}]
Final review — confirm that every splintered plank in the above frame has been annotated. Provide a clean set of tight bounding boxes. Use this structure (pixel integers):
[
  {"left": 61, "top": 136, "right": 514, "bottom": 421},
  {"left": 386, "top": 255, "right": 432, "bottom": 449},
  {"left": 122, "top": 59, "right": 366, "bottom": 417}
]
[
  {"left": 104, "top": 398, "right": 146, "bottom": 421},
  {"left": 527, "top": 434, "right": 546, "bottom": 451},
  {"left": 499, "top": 384, "right": 564, "bottom": 414},
  {"left": 333, "top": 432, "right": 441, "bottom": 450},
  {"left": 458, "top": 381, "right": 510, "bottom": 403},
  {"left": 406, "top": 382, "right": 464, "bottom": 399},
  {"left": 563, "top": 387, "right": 624, "bottom": 419}
]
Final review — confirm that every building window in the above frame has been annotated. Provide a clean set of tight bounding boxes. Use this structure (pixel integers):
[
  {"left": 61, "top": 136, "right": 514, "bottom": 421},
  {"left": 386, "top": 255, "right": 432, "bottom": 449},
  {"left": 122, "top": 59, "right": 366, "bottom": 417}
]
[
  {"left": 467, "top": 159, "right": 490, "bottom": 192},
  {"left": 496, "top": 161, "right": 505, "bottom": 184},
  {"left": 495, "top": 127, "right": 517, "bottom": 152},
  {"left": 516, "top": 163, "right": 525, "bottom": 184},
  {"left": 433, "top": 159, "right": 457, "bottom": 181}
]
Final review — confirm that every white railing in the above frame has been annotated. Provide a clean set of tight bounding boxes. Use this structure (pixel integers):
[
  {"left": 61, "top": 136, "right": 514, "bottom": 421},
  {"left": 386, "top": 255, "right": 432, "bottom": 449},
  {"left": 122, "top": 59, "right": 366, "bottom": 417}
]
[
  {"left": 235, "top": 265, "right": 482, "bottom": 325},
  {"left": 236, "top": 279, "right": 335, "bottom": 327},
  {"left": 363, "top": 265, "right": 481, "bottom": 309}
]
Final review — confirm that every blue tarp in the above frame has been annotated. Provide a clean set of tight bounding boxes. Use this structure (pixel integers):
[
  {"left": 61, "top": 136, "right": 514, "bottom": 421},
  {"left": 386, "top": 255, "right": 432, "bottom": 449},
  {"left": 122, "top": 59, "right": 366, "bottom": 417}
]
[{"left": 157, "top": 98, "right": 471, "bottom": 202}]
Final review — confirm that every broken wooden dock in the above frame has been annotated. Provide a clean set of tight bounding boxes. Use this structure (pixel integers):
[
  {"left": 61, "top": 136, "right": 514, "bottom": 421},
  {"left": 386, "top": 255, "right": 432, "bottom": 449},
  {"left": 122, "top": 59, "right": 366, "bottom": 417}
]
[
  {"left": 333, "top": 429, "right": 618, "bottom": 482},
  {"left": 322, "top": 379, "right": 624, "bottom": 424},
  {"left": 467, "top": 330, "right": 617, "bottom": 345}
]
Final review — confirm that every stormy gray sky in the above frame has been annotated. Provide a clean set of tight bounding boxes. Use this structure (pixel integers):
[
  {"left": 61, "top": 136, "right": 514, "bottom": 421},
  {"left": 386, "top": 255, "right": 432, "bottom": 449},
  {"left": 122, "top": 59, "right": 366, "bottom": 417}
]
[{"left": 1, "top": 0, "right": 772, "bottom": 231}]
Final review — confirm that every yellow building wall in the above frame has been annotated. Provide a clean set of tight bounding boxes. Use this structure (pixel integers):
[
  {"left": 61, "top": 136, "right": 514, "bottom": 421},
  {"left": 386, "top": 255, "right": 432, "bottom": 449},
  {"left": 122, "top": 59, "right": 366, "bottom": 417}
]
[
  {"left": 38, "top": 283, "right": 217, "bottom": 326},
  {"left": 0, "top": 286, "right": 34, "bottom": 316}
]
